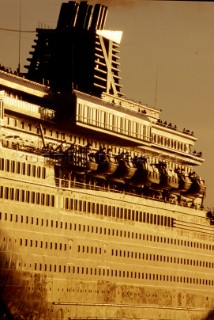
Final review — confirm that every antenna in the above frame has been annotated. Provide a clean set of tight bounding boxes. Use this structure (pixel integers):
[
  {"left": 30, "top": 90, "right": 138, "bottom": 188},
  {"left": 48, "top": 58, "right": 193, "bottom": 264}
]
[
  {"left": 155, "top": 62, "right": 158, "bottom": 108},
  {"left": 154, "top": 18, "right": 158, "bottom": 108},
  {"left": 17, "top": 0, "right": 22, "bottom": 74}
]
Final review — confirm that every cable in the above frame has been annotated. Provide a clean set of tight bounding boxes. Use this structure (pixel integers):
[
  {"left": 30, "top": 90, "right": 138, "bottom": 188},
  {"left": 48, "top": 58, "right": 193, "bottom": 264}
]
[
  {"left": 0, "top": 28, "right": 35, "bottom": 33},
  {"left": 0, "top": 27, "right": 35, "bottom": 33}
]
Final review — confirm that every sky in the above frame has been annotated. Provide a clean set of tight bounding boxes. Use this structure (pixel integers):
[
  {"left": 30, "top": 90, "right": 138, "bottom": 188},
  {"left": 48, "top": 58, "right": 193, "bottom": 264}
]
[{"left": 0, "top": 0, "right": 214, "bottom": 208}]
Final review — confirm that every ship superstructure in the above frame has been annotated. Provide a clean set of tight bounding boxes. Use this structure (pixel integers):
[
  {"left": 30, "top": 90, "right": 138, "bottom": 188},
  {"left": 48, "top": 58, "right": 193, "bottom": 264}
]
[{"left": 0, "top": 1, "right": 213, "bottom": 320}]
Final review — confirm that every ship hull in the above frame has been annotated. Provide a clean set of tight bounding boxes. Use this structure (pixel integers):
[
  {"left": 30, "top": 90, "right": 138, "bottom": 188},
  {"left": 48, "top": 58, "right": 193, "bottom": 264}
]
[
  {"left": 0, "top": 167, "right": 213, "bottom": 319},
  {"left": 1, "top": 225, "right": 214, "bottom": 320}
]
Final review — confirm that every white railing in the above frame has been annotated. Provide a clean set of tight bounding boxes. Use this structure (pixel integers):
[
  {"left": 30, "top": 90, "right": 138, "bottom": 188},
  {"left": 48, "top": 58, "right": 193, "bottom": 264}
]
[
  {"left": 3, "top": 96, "right": 55, "bottom": 120},
  {"left": 4, "top": 96, "right": 40, "bottom": 114}
]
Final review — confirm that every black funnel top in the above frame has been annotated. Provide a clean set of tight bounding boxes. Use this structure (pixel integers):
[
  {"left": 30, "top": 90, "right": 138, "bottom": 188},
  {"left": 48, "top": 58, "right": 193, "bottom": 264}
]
[{"left": 25, "top": 1, "right": 122, "bottom": 97}]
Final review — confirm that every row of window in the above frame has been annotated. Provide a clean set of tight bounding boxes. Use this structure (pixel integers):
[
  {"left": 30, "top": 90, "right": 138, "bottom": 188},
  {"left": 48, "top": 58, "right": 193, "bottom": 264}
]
[
  {"left": 0, "top": 187, "right": 55, "bottom": 207},
  {"left": 1, "top": 211, "right": 213, "bottom": 252},
  {"left": 4, "top": 115, "right": 188, "bottom": 172},
  {"left": 3, "top": 256, "right": 212, "bottom": 287},
  {"left": 2, "top": 231, "right": 212, "bottom": 270},
  {"left": 0, "top": 158, "right": 46, "bottom": 179},
  {"left": 111, "top": 249, "right": 213, "bottom": 269},
  {"left": 4, "top": 94, "right": 42, "bottom": 114},
  {"left": 76, "top": 103, "right": 191, "bottom": 155},
  {"left": 1, "top": 237, "right": 67, "bottom": 252},
  {"left": 1, "top": 94, "right": 191, "bottom": 158},
  {"left": 4, "top": 114, "right": 94, "bottom": 147},
  {"left": 76, "top": 103, "right": 151, "bottom": 142},
  {"left": 153, "top": 134, "right": 189, "bottom": 153},
  {"left": 78, "top": 245, "right": 102, "bottom": 255},
  {"left": 10, "top": 262, "right": 214, "bottom": 287},
  {"left": 2, "top": 115, "right": 122, "bottom": 151},
  {"left": 2, "top": 234, "right": 213, "bottom": 286},
  {"left": 5, "top": 115, "right": 68, "bottom": 140},
  {"left": 64, "top": 197, "right": 174, "bottom": 228},
  {"left": 1, "top": 212, "right": 66, "bottom": 228},
  {"left": 0, "top": 180, "right": 174, "bottom": 231},
  {"left": 19, "top": 238, "right": 67, "bottom": 251},
  {"left": 4, "top": 94, "right": 55, "bottom": 120}
]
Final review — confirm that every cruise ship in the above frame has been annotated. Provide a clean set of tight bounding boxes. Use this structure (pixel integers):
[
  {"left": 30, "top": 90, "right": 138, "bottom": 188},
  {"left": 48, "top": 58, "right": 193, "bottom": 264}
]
[{"left": 0, "top": 1, "right": 213, "bottom": 319}]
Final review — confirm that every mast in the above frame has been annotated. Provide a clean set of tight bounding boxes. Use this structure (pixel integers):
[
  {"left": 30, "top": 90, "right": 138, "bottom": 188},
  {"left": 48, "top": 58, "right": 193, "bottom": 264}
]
[{"left": 17, "top": 0, "right": 22, "bottom": 74}]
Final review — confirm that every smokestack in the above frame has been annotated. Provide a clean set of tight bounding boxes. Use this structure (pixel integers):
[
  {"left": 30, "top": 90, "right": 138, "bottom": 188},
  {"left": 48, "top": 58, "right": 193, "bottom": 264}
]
[
  {"left": 57, "top": 2, "right": 108, "bottom": 31},
  {"left": 90, "top": 4, "right": 102, "bottom": 30},
  {"left": 88, "top": 0, "right": 140, "bottom": 7},
  {"left": 26, "top": 0, "right": 122, "bottom": 96},
  {"left": 97, "top": 5, "right": 108, "bottom": 30},
  {"left": 75, "top": 1, "right": 89, "bottom": 29},
  {"left": 84, "top": 5, "right": 93, "bottom": 30},
  {"left": 57, "top": 1, "right": 78, "bottom": 29}
]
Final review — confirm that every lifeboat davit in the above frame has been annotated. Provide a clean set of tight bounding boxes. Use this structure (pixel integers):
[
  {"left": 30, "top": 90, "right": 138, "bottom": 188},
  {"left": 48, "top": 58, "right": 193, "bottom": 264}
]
[{"left": 67, "top": 145, "right": 98, "bottom": 174}]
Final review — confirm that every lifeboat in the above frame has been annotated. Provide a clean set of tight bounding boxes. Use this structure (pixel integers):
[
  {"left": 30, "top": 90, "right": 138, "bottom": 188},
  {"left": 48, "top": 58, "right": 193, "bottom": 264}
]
[
  {"left": 112, "top": 154, "right": 137, "bottom": 180},
  {"left": 83, "top": 150, "right": 99, "bottom": 173},
  {"left": 86, "top": 157, "right": 98, "bottom": 172},
  {"left": 185, "top": 173, "right": 206, "bottom": 197},
  {"left": 131, "top": 157, "right": 160, "bottom": 187},
  {"left": 91, "top": 148, "right": 119, "bottom": 179},
  {"left": 160, "top": 169, "right": 179, "bottom": 189},
  {"left": 176, "top": 170, "right": 192, "bottom": 192},
  {"left": 158, "top": 162, "right": 179, "bottom": 190}
]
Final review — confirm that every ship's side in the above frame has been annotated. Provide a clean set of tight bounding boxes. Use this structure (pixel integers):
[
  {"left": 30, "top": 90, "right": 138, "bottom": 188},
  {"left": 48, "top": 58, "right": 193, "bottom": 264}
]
[
  {"left": 0, "top": 1, "right": 214, "bottom": 320},
  {"left": 0, "top": 70, "right": 213, "bottom": 320}
]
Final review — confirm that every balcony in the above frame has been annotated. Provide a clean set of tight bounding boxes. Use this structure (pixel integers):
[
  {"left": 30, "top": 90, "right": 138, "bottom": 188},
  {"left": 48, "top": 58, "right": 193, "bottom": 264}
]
[{"left": 3, "top": 96, "right": 55, "bottom": 121}]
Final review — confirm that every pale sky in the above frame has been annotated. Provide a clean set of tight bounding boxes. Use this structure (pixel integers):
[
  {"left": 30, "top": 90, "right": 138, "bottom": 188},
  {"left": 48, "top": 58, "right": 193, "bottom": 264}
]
[{"left": 0, "top": 0, "right": 214, "bottom": 208}]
